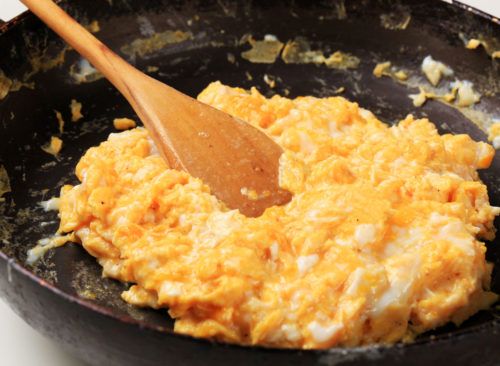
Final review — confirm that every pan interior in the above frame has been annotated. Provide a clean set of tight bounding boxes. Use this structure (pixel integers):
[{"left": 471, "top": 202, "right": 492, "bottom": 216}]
[{"left": 0, "top": 0, "right": 499, "bottom": 343}]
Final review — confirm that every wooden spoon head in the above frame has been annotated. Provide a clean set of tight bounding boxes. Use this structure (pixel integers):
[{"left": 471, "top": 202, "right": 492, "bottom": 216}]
[
  {"left": 20, "top": 0, "right": 290, "bottom": 216},
  {"left": 130, "top": 77, "right": 292, "bottom": 217}
]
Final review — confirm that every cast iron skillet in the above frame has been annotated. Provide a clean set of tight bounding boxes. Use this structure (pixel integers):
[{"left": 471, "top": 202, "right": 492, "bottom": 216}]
[{"left": 1, "top": 0, "right": 500, "bottom": 365}]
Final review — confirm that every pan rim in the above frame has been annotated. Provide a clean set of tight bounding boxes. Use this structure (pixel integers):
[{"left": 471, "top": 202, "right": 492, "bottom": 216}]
[
  {"left": 1, "top": 0, "right": 500, "bottom": 355},
  {"left": 1, "top": 232, "right": 499, "bottom": 354},
  {"left": 451, "top": 0, "right": 500, "bottom": 25}
]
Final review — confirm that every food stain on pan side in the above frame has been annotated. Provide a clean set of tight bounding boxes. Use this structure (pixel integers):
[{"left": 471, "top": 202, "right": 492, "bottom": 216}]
[
  {"left": 69, "top": 59, "right": 103, "bottom": 84},
  {"left": 282, "top": 37, "right": 360, "bottom": 69},
  {"left": 452, "top": 80, "right": 481, "bottom": 107},
  {"left": 0, "top": 69, "right": 13, "bottom": 100},
  {"left": 136, "top": 16, "right": 156, "bottom": 38},
  {"left": 24, "top": 45, "right": 69, "bottom": 80},
  {"left": 0, "top": 165, "right": 11, "bottom": 202},
  {"left": 487, "top": 122, "right": 500, "bottom": 149},
  {"left": 408, "top": 87, "right": 456, "bottom": 107},
  {"left": 460, "top": 33, "right": 500, "bottom": 59},
  {"left": 420, "top": 56, "right": 454, "bottom": 86},
  {"left": 457, "top": 107, "right": 500, "bottom": 137},
  {"left": 10, "top": 80, "right": 35, "bottom": 92},
  {"left": 318, "top": 346, "right": 385, "bottom": 366},
  {"left": 26, "top": 233, "right": 75, "bottom": 266},
  {"left": 71, "top": 260, "right": 150, "bottom": 322},
  {"left": 113, "top": 117, "right": 137, "bottom": 130},
  {"left": 316, "top": 0, "right": 347, "bottom": 21},
  {"left": 227, "top": 53, "right": 236, "bottom": 64},
  {"left": 216, "top": 0, "right": 238, "bottom": 18},
  {"left": 2, "top": 33, "right": 76, "bottom": 96},
  {"left": 240, "top": 36, "right": 359, "bottom": 70},
  {"left": 0, "top": 199, "right": 60, "bottom": 285},
  {"left": 241, "top": 35, "right": 284, "bottom": 64},
  {"left": 84, "top": 20, "right": 100, "bottom": 33},
  {"left": 72, "top": 261, "right": 106, "bottom": 301},
  {"left": 373, "top": 61, "right": 408, "bottom": 81},
  {"left": 408, "top": 87, "right": 488, "bottom": 133},
  {"left": 408, "top": 57, "right": 482, "bottom": 109},
  {"left": 334, "top": 0, "right": 347, "bottom": 20},
  {"left": 0, "top": 69, "right": 34, "bottom": 101},
  {"left": 55, "top": 110, "right": 65, "bottom": 133},
  {"left": 0, "top": 142, "right": 81, "bottom": 284},
  {"left": 263, "top": 74, "right": 277, "bottom": 88},
  {"left": 41, "top": 136, "right": 63, "bottom": 157},
  {"left": 15, "top": 115, "right": 137, "bottom": 272},
  {"left": 323, "top": 51, "right": 360, "bottom": 69},
  {"left": 0, "top": 205, "right": 14, "bottom": 257},
  {"left": 120, "top": 30, "right": 193, "bottom": 59},
  {"left": 39, "top": 197, "right": 60, "bottom": 212},
  {"left": 70, "top": 99, "right": 83, "bottom": 122},
  {"left": 380, "top": 10, "right": 411, "bottom": 30},
  {"left": 376, "top": 57, "right": 499, "bottom": 134},
  {"left": 458, "top": 35, "right": 500, "bottom": 96}
]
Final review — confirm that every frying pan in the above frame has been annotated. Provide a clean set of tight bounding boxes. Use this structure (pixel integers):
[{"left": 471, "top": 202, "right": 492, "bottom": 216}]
[{"left": 1, "top": 0, "right": 500, "bottom": 365}]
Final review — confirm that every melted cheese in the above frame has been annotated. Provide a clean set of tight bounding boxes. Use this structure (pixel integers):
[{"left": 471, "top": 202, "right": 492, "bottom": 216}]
[{"left": 54, "top": 81, "right": 499, "bottom": 349}]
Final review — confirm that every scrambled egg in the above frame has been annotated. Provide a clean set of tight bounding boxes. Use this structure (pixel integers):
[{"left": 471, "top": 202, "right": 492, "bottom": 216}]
[
  {"left": 56, "top": 82, "right": 499, "bottom": 349},
  {"left": 488, "top": 122, "right": 500, "bottom": 149},
  {"left": 70, "top": 99, "right": 83, "bottom": 122},
  {"left": 113, "top": 117, "right": 137, "bottom": 131},
  {"left": 42, "top": 136, "right": 63, "bottom": 156}
]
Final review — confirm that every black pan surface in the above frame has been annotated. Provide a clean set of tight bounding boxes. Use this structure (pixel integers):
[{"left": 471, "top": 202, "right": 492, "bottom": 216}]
[{"left": 1, "top": 1, "right": 500, "bottom": 365}]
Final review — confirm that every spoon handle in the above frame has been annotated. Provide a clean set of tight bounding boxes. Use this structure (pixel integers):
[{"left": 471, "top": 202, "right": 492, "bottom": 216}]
[{"left": 21, "top": 0, "right": 139, "bottom": 102}]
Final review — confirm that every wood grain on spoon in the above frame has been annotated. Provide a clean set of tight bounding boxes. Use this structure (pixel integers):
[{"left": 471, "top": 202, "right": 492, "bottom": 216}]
[{"left": 21, "top": 0, "right": 291, "bottom": 217}]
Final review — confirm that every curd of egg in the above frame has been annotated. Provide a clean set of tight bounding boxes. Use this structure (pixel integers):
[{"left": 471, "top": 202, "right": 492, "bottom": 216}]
[{"left": 55, "top": 82, "right": 499, "bottom": 349}]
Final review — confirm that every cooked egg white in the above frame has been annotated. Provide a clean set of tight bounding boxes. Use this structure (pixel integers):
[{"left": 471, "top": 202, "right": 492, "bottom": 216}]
[
  {"left": 70, "top": 99, "right": 83, "bottom": 122},
  {"left": 55, "top": 81, "right": 499, "bottom": 349},
  {"left": 421, "top": 55, "right": 453, "bottom": 86}
]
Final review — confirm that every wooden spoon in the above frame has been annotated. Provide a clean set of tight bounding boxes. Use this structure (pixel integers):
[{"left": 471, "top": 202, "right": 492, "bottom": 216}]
[{"left": 21, "top": 0, "right": 291, "bottom": 217}]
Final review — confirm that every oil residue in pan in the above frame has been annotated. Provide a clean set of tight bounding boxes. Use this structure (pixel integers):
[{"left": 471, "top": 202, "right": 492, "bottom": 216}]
[
  {"left": 0, "top": 69, "right": 13, "bottom": 100},
  {"left": 120, "top": 30, "right": 193, "bottom": 59},
  {"left": 0, "top": 165, "right": 11, "bottom": 202},
  {"left": 372, "top": 57, "right": 500, "bottom": 133},
  {"left": 0, "top": 18, "right": 103, "bottom": 100},
  {"left": 241, "top": 35, "right": 284, "bottom": 64},
  {"left": 0, "top": 68, "right": 34, "bottom": 101},
  {"left": 240, "top": 35, "right": 360, "bottom": 70},
  {"left": 459, "top": 32, "right": 500, "bottom": 59}
]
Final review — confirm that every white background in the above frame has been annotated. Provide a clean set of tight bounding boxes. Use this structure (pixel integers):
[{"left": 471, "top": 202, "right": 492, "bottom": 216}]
[{"left": 1, "top": 0, "right": 500, "bottom": 365}]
